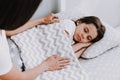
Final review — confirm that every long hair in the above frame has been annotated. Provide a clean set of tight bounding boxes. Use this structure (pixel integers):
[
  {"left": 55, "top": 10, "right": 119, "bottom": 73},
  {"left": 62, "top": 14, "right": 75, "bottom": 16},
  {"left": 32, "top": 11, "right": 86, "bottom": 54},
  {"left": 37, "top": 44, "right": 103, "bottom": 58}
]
[{"left": 0, "top": 0, "right": 42, "bottom": 30}]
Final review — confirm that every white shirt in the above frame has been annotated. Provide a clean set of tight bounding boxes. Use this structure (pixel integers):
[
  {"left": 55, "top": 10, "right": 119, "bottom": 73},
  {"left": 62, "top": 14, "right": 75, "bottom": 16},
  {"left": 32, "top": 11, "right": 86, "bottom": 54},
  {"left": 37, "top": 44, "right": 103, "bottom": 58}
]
[
  {"left": 0, "top": 30, "right": 12, "bottom": 75},
  {"left": 60, "top": 19, "right": 76, "bottom": 44}
]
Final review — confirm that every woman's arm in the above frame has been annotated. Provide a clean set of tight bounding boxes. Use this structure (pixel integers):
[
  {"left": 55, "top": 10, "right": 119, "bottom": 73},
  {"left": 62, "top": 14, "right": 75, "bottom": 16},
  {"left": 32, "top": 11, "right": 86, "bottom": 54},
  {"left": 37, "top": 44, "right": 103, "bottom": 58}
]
[
  {"left": 0, "top": 54, "right": 70, "bottom": 80},
  {"left": 6, "top": 14, "right": 59, "bottom": 36},
  {"left": 6, "top": 19, "right": 43, "bottom": 36},
  {"left": 0, "top": 64, "right": 46, "bottom": 80}
]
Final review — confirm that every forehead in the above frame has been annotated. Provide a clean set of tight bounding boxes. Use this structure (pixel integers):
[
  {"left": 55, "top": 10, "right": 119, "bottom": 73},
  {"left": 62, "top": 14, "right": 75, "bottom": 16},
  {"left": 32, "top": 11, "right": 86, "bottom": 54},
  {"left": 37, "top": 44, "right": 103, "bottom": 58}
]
[{"left": 86, "top": 23, "right": 98, "bottom": 39}]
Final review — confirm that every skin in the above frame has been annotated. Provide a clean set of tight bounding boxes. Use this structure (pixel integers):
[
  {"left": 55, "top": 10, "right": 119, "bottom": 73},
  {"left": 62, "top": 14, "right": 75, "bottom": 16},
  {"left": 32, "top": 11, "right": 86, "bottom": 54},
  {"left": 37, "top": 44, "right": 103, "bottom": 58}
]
[
  {"left": 0, "top": 14, "right": 70, "bottom": 80},
  {"left": 72, "top": 43, "right": 91, "bottom": 58},
  {"left": 6, "top": 13, "right": 59, "bottom": 36},
  {"left": 73, "top": 20, "right": 98, "bottom": 43},
  {"left": 0, "top": 54, "right": 70, "bottom": 80},
  {"left": 72, "top": 20, "right": 98, "bottom": 58}
]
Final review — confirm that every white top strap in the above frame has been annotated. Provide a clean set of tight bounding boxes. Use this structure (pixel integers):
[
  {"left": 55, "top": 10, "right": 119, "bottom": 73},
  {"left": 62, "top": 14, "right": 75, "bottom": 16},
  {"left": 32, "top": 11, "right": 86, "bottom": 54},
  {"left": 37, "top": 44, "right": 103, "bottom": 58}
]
[{"left": 0, "top": 30, "right": 12, "bottom": 75}]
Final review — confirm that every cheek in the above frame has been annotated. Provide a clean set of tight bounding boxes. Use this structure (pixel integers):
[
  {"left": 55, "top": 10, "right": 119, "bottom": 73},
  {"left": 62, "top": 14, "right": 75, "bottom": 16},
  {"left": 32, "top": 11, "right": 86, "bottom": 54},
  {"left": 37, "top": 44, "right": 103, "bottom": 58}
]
[
  {"left": 81, "top": 39, "right": 89, "bottom": 43},
  {"left": 76, "top": 28, "right": 82, "bottom": 35},
  {"left": 81, "top": 37, "right": 91, "bottom": 43}
]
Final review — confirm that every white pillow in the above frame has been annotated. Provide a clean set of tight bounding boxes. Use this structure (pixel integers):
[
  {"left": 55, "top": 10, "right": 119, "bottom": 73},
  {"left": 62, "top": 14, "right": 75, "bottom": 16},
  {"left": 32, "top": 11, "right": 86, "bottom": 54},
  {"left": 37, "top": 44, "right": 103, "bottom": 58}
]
[{"left": 81, "top": 22, "right": 120, "bottom": 58}]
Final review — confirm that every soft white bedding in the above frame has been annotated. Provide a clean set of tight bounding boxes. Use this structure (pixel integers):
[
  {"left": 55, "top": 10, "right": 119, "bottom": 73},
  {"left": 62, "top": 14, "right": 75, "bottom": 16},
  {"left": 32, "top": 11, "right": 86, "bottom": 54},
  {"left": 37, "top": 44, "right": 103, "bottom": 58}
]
[
  {"left": 56, "top": 8, "right": 120, "bottom": 80},
  {"left": 8, "top": 5, "right": 120, "bottom": 79},
  {"left": 79, "top": 27, "right": 120, "bottom": 80},
  {"left": 79, "top": 45, "right": 120, "bottom": 80},
  {"left": 10, "top": 22, "right": 88, "bottom": 80}
]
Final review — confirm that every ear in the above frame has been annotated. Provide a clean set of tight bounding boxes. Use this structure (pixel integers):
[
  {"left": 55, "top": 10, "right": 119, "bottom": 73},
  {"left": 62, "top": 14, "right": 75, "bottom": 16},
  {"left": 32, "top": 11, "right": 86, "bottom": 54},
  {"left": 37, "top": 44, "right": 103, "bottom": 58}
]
[{"left": 76, "top": 20, "right": 81, "bottom": 25}]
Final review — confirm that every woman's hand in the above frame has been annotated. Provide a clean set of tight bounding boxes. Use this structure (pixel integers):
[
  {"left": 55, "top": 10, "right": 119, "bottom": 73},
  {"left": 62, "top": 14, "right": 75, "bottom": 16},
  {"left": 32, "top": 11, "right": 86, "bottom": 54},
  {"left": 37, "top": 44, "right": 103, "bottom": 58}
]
[
  {"left": 41, "top": 13, "right": 59, "bottom": 24},
  {"left": 41, "top": 54, "right": 70, "bottom": 71}
]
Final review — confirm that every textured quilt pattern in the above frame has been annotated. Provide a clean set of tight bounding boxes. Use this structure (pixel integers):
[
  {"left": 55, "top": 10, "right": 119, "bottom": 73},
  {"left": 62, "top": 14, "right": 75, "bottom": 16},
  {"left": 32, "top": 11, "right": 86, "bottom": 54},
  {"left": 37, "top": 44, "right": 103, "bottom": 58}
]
[{"left": 11, "top": 22, "right": 88, "bottom": 80}]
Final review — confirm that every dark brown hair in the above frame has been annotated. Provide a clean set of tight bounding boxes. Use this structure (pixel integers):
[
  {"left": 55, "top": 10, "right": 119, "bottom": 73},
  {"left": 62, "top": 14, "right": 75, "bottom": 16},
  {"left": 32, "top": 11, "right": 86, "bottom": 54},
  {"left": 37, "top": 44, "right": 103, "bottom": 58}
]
[
  {"left": 75, "top": 16, "right": 105, "bottom": 43},
  {"left": 0, "top": 0, "right": 42, "bottom": 30}
]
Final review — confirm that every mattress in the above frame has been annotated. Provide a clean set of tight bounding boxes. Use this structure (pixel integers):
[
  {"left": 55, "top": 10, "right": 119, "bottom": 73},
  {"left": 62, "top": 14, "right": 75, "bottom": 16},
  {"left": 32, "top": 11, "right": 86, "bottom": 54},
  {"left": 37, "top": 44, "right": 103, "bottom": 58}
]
[
  {"left": 79, "top": 42, "right": 120, "bottom": 80},
  {"left": 10, "top": 22, "right": 88, "bottom": 80}
]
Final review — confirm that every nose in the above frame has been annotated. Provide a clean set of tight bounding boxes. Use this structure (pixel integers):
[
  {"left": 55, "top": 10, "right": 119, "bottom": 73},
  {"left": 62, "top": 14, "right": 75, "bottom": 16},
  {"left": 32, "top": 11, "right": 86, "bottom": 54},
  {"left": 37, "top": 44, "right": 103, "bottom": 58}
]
[
  {"left": 81, "top": 33, "right": 87, "bottom": 39},
  {"left": 81, "top": 34, "right": 84, "bottom": 39}
]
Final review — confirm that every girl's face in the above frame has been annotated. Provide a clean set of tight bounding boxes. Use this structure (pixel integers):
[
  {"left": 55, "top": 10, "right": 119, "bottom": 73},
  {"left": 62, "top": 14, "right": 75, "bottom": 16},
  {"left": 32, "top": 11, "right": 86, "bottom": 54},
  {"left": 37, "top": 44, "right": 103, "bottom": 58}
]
[{"left": 73, "top": 21, "right": 98, "bottom": 43}]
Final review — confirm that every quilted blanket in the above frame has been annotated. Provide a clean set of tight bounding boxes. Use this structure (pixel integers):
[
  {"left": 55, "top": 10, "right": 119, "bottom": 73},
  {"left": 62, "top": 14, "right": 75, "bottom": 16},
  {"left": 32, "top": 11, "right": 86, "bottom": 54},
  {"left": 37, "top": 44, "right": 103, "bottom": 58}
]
[{"left": 11, "top": 21, "right": 88, "bottom": 80}]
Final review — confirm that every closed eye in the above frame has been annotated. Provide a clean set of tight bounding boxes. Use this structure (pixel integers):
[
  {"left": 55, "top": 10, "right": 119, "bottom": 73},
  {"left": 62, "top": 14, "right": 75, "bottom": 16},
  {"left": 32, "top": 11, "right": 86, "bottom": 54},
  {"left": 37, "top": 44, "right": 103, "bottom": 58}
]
[
  {"left": 84, "top": 27, "right": 89, "bottom": 33},
  {"left": 87, "top": 36, "right": 92, "bottom": 41}
]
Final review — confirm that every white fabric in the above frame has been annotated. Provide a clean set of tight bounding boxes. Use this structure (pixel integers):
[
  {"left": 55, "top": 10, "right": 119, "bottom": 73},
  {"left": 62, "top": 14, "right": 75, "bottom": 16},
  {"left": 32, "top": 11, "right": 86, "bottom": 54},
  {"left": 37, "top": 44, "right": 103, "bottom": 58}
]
[
  {"left": 79, "top": 26, "right": 120, "bottom": 80},
  {"left": 11, "top": 22, "right": 88, "bottom": 80},
  {"left": 0, "top": 30, "right": 12, "bottom": 75},
  {"left": 60, "top": 19, "right": 76, "bottom": 44},
  {"left": 56, "top": 8, "right": 120, "bottom": 59},
  {"left": 56, "top": 6, "right": 120, "bottom": 80},
  {"left": 80, "top": 44, "right": 120, "bottom": 80},
  {"left": 81, "top": 22, "right": 120, "bottom": 58}
]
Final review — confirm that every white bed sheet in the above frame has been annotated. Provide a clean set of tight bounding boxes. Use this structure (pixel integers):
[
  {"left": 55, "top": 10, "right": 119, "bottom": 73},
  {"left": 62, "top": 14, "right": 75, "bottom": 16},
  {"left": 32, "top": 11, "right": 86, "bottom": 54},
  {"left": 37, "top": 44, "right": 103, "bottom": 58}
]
[
  {"left": 57, "top": 9, "right": 120, "bottom": 80},
  {"left": 80, "top": 45, "right": 120, "bottom": 80},
  {"left": 31, "top": 7, "right": 120, "bottom": 79},
  {"left": 79, "top": 27, "right": 120, "bottom": 80},
  {"left": 11, "top": 23, "right": 88, "bottom": 80}
]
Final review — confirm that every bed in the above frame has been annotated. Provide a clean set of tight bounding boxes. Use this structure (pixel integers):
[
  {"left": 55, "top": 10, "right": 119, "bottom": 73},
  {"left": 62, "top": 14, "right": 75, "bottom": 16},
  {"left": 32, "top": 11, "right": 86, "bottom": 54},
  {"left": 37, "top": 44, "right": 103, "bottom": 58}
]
[
  {"left": 8, "top": 2, "right": 120, "bottom": 80},
  {"left": 8, "top": 22, "right": 88, "bottom": 80},
  {"left": 7, "top": 2, "right": 89, "bottom": 79},
  {"left": 79, "top": 43, "right": 120, "bottom": 80},
  {"left": 79, "top": 26, "right": 120, "bottom": 80},
  {"left": 56, "top": 6, "right": 120, "bottom": 80}
]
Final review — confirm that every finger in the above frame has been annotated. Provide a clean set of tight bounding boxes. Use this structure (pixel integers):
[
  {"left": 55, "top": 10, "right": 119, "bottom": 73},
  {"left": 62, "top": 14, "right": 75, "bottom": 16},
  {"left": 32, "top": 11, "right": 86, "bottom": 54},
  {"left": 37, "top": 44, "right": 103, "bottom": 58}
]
[
  {"left": 59, "top": 63, "right": 70, "bottom": 67},
  {"left": 52, "top": 16, "right": 59, "bottom": 21},
  {"left": 52, "top": 16, "right": 59, "bottom": 19},
  {"left": 59, "top": 60, "right": 70, "bottom": 63},
  {"left": 58, "top": 57, "right": 69, "bottom": 60},
  {"left": 58, "top": 66, "right": 67, "bottom": 70},
  {"left": 50, "top": 13, "right": 58, "bottom": 17},
  {"left": 57, "top": 67, "right": 63, "bottom": 70},
  {"left": 52, "top": 19, "right": 59, "bottom": 23},
  {"left": 51, "top": 14, "right": 59, "bottom": 20},
  {"left": 58, "top": 57, "right": 70, "bottom": 61}
]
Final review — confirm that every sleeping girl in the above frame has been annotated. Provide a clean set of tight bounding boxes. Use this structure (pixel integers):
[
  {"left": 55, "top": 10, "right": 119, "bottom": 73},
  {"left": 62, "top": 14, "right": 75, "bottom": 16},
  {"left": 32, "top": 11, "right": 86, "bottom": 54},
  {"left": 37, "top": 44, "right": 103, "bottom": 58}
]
[
  {"left": 61, "top": 16, "right": 105, "bottom": 59},
  {"left": 6, "top": 14, "right": 105, "bottom": 59}
]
